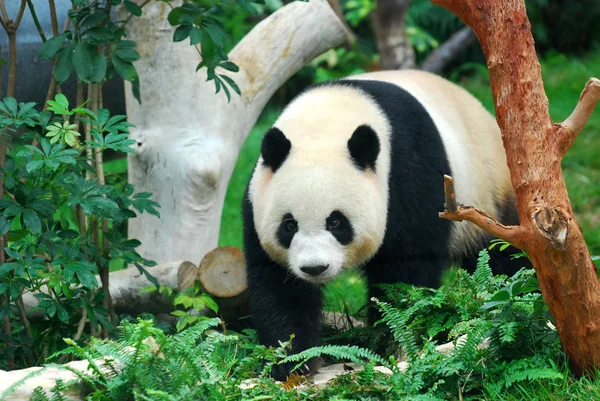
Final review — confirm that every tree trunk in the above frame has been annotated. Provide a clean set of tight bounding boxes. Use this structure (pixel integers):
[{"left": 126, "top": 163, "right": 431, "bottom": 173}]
[
  {"left": 120, "top": 1, "right": 346, "bottom": 266},
  {"left": 435, "top": 0, "right": 600, "bottom": 377},
  {"left": 372, "top": 0, "right": 415, "bottom": 70}
]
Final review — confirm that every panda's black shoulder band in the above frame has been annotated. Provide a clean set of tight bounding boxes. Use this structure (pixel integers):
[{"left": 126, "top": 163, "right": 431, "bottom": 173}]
[{"left": 261, "top": 127, "right": 291, "bottom": 172}]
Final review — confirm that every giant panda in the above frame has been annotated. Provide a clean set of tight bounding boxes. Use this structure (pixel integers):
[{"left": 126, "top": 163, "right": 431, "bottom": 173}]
[{"left": 242, "top": 70, "right": 523, "bottom": 381}]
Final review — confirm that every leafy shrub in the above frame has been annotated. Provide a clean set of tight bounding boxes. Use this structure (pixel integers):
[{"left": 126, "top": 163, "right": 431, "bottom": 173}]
[{"left": 0, "top": 94, "right": 159, "bottom": 368}]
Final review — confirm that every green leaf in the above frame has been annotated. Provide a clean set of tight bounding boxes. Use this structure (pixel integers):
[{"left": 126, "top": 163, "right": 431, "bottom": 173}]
[
  {"left": 73, "top": 42, "right": 93, "bottom": 81},
  {"left": 219, "top": 74, "right": 241, "bottom": 96},
  {"left": 3, "top": 97, "right": 17, "bottom": 114},
  {"left": 0, "top": 262, "right": 21, "bottom": 275},
  {"left": 167, "top": 7, "right": 185, "bottom": 25},
  {"left": 90, "top": 54, "right": 107, "bottom": 83},
  {"left": 76, "top": 262, "right": 98, "bottom": 289},
  {"left": 189, "top": 27, "right": 203, "bottom": 45},
  {"left": 202, "top": 18, "right": 225, "bottom": 47},
  {"left": 55, "top": 44, "right": 75, "bottom": 84},
  {"left": 39, "top": 33, "right": 68, "bottom": 59},
  {"left": 113, "top": 46, "right": 140, "bottom": 62},
  {"left": 0, "top": 216, "right": 13, "bottom": 236},
  {"left": 86, "top": 26, "right": 115, "bottom": 42},
  {"left": 173, "top": 24, "right": 192, "bottom": 42},
  {"left": 124, "top": 0, "right": 143, "bottom": 16},
  {"left": 235, "top": 0, "right": 259, "bottom": 14},
  {"left": 26, "top": 160, "right": 44, "bottom": 173},
  {"left": 219, "top": 61, "right": 239, "bottom": 72},
  {"left": 111, "top": 55, "right": 138, "bottom": 82},
  {"left": 29, "top": 200, "right": 56, "bottom": 216},
  {"left": 22, "top": 209, "right": 42, "bottom": 234},
  {"left": 57, "top": 304, "right": 70, "bottom": 323},
  {"left": 201, "top": 294, "right": 219, "bottom": 313}
]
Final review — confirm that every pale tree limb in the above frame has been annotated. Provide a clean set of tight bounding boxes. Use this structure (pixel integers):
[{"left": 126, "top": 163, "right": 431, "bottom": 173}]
[
  {"left": 439, "top": 175, "right": 528, "bottom": 250},
  {"left": 555, "top": 78, "right": 600, "bottom": 156}
]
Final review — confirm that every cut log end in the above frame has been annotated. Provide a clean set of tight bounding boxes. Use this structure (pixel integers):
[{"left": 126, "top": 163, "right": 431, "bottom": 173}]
[{"left": 198, "top": 246, "right": 247, "bottom": 298}]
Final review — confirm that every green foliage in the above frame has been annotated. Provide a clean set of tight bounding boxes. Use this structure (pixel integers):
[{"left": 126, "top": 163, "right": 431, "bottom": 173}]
[
  {"left": 0, "top": 94, "right": 158, "bottom": 367},
  {"left": 6, "top": 250, "right": 586, "bottom": 400},
  {"left": 163, "top": 0, "right": 269, "bottom": 102},
  {"left": 141, "top": 280, "right": 220, "bottom": 332},
  {"left": 37, "top": 0, "right": 260, "bottom": 103}
]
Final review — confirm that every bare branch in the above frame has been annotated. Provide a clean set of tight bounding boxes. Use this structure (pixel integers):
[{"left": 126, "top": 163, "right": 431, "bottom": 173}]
[
  {"left": 439, "top": 175, "right": 527, "bottom": 249},
  {"left": 26, "top": 0, "right": 47, "bottom": 42},
  {"left": 0, "top": 1, "right": 8, "bottom": 24},
  {"left": 0, "top": 14, "right": 7, "bottom": 32},
  {"left": 442, "top": 174, "right": 458, "bottom": 212},
  {"left": 555, "top": 77, "right": 600, "bottom": 155},
  {"left": 14, "top": 0, "right": 26, "bottom": 30},
  {"left": 48, "top": 0, "right": 58, "bottom": 35},
  {"left": 420, "top": 26, "right": 476, "bottom": 73}
]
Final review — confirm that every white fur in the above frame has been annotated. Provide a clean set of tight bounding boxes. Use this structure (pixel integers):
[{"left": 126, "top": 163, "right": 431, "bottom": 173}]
[{"left": 288, "top": 230, "right": 346, "bottom": 283}]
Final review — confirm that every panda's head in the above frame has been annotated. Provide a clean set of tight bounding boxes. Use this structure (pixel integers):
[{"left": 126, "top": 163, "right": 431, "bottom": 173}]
[{"left": 250, "top": 112, "right": 389, "bottom": 284}]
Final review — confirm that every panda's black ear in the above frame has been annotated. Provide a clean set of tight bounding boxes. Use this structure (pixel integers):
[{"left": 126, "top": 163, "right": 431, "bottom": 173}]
[
  {"left": 348, "top": 124, "right": 380, "bottom": 171},
  {"left": 261, "top": 127, "right": 291, "bottom": 172}
]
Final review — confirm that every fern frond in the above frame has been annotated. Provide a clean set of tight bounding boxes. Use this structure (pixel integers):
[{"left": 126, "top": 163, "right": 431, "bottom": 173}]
[
  {"left": 473, "top": 249, "right": 493, "bottom": 292},
  {"left": 372, "top": 298, "right": 420, "bottom": 358},
  {"left": 280, "top": 344, "right": 388, "bottom": 373},
  {"left": 30, "top": 387, "right": 50, "bottom": 401},
  {"left": 455, "top": 320, "right": 493, "bottom": 364}
]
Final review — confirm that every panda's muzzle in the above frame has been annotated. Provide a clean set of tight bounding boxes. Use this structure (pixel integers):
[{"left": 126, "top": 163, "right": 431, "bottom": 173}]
[{"left": 300, "top": 264, "right": 329, "bottom": 276}]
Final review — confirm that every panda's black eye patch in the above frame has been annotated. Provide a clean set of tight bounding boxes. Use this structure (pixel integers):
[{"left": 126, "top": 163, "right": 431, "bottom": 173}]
[
  {"left": 277, "top": 213, "right": 297, "bottom": 248},
  {"left": 326, "top": 211, "right": 353, "bottom": 245}
]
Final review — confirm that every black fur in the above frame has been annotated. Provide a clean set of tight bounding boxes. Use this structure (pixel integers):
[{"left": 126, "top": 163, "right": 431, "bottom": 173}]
[
  {"left": 277, "top": 213, "right": 297, "bottom": 248},
  {"left": 243, "top": 79, "right": 525, "bottom": 380},
  {"left": 261, "top": 127, "right": 291, "bottom": 172},
  {"left": 326, "top": 210, "right": 353, "bottom": 245},
  {"left": 348, "top": 124, "right": 380, "bottom": 171}
]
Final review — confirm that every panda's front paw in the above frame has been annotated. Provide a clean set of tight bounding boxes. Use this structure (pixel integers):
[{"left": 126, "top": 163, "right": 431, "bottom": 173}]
[{"left": 270, "top": 361, "right": 313, "bottom": 382}]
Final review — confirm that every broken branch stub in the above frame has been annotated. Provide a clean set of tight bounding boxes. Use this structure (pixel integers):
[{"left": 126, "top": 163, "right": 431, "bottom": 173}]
[
  {"left": 556, "top": 78, "right": 600, "bottom": 155},
  {"left": 439, "top": 175, "right": 527, "bottom": 250}
]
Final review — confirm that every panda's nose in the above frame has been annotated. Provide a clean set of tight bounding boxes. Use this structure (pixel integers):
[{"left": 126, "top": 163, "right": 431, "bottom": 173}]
[{"left": 300, "top": 264, "right": 329, "bottom": 276}]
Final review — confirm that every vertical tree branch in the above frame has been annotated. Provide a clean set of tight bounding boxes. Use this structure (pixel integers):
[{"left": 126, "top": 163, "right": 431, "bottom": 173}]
[
  {"left": 48, "top": 0, "right": 59, "bottom": 36},
  {"left": 371, "top": 0, "right": 415, "bottom": 70},
  {"left": 433, "top": 0, "right": 600, "bottom": 376},
  {"left": 2, "top": 295, "right": 14, "bottom": 369}
]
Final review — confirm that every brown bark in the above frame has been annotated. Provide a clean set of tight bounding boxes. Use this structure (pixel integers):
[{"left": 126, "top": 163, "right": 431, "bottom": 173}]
[
  {"left": 434, "top": 0, "right": 600, "bottom": 376},
  {"left": 372, "top": 0, "right": 415, "bottom": 70}
]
